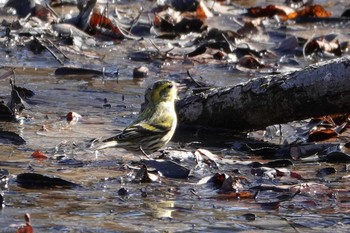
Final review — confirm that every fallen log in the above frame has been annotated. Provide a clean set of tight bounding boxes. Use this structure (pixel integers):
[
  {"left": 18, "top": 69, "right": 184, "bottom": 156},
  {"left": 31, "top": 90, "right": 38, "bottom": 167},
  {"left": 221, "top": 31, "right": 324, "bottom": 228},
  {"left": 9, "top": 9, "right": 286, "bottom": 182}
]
[{"left": 176, "top": 56, "right": 350, "bottom": 131}]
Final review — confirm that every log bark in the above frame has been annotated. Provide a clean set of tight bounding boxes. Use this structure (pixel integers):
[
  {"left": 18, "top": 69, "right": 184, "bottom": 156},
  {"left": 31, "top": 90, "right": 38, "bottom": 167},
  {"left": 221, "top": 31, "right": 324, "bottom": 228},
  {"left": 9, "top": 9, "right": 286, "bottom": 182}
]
[{"left": 176, "top": 56, "right": 350, "bottom": 131}]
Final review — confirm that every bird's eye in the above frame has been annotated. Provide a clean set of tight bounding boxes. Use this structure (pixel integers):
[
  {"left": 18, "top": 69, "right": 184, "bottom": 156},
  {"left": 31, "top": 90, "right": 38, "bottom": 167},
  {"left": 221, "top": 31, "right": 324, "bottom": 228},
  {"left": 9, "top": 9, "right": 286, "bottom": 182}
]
[{"left": 167, "top": 84, "right": 173, "bottom": 89}]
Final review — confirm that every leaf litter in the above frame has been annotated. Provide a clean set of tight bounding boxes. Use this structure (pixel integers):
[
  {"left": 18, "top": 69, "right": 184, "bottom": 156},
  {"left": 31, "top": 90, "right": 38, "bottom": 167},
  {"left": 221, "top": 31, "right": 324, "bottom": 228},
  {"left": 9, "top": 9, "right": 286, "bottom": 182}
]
[{"left": 1, "top": 0, "right": 350, "bottom": 232}]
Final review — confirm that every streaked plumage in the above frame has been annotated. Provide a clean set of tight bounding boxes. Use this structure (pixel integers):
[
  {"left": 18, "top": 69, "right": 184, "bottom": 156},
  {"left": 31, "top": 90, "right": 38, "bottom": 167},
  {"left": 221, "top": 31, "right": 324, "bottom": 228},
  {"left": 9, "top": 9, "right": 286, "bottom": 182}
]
[{"left": 95, "top": 80, "right": 177, "bottom": 154}]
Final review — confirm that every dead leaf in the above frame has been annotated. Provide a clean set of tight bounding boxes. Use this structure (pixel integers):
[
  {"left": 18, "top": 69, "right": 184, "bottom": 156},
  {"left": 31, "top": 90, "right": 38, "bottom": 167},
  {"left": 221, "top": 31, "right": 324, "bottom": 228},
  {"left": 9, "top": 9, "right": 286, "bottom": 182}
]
[
  {"left": 16, "top": 213, "right": 33, "bottom": 233},
  {"left": 196, "top": 1, "right": 213, "bottom": 19},
  {"left": 133, "top": 164, "right": 159, "bottom": 183},
  {"left": 0, "top": 131, "right": 26, "bottom": 145},
  {"left": 305, "top": 38, "right": 341, "bottom": 56},
  {"left": 154, "top": 8, "right": 205, "bottom": 33},
  {"left": 308, "top": 128, "right": 338, "bottom": 142},
  {"left": 195, "top": 148, "right": 221, "bottom": 167},
  {"left": 66, "top": 112, "right": 82, "bottom": 125},
  {"left": 259, "top": 201, "right": 280, "bottom": 210},
  {"left": 290, "top": 182, "right": 328, "bottom": 195},
  {"left": 237, "top": 18, "right": 265, "bottom": 38},
  {"left": 316, "top": 167, "right": 336, "bottom": 177},
  {"left": 16, "top": 173, "right": 78, "bottom": 188},
  {"left": 207, "top": 173, "right": 226, "bottom": 189},
  {"left": 144, "top": 160, "right": 190, "bottom": 179},
  {"left": 31, "top": 150, "right": 48, "bottom": 160},
  {"left": 288, "top": 4, "right": 331, "bottom": 20},
  {"left": 247, "top": 5, "right": 295, "bottom": 20},
  {"left": 87, "top": 10, "right": 122, "bottom": 37},
  {"left": 238, "top": 55, "right": 266, "bottom": 69},
  {"left": 216, "top": 191, "right": 254, "bottom": 200}
]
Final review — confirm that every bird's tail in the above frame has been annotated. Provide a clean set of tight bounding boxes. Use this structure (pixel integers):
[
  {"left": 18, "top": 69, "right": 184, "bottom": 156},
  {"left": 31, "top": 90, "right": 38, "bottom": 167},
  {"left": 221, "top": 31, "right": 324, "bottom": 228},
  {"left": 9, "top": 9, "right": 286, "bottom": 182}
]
[
  {"left": 88, "top": 137, "right": 118, "bottom": 150},
  {"left": 96, "top": 140, "right": 119, "bottom": 150}
]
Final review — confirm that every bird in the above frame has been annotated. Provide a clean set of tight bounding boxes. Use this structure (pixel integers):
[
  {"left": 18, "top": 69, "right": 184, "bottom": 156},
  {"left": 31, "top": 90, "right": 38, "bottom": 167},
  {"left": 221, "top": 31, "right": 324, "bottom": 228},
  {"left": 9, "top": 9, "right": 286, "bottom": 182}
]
[{"left": 94, "top": 80, "right": 178, "bottom": 154}]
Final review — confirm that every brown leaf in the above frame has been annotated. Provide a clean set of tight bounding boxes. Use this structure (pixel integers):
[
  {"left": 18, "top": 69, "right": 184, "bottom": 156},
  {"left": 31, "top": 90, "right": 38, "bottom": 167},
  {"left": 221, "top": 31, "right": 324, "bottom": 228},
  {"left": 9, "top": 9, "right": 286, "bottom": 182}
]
[
  {"left": 154, "top": 8, "right": 205, "bottom": 33},
  {"left": 238, "top": 55, "right": 266, "bottom": 69},
  {"left": 247, "top": 5, "right": 294, "bottom": 20},
  {"left": 308, "top": 128, "right": 338, "bottom": 142},
  {"left": 305, "top": 38, "right": 341, "bottom": 56},
  {"left": 329, "top": 113, "right": 350, "bottom": 125},
  {"left": 196, "top": 1, "right": 213, "bottom": 19},
  {"left": 66, "top": 112, "right": 82, "bottom": 125},
  {"left": 289, "top": 4, "right": 331, "bottom": 19},
  {"left": 236, "top": 18, "right": 265, "bottom": 38},
  {"left": 208, "top": 173, "right": 226, "bottom": 189}
]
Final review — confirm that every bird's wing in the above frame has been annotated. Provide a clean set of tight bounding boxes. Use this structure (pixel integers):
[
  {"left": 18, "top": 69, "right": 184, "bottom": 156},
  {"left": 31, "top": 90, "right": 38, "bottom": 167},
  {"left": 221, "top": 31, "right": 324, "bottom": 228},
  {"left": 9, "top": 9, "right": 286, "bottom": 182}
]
[
  {"left": 99, "top": 121, "right": 171, "bottom": 145},
  {"left": 116, "top": 121, "right": 171, "bottom": 141}
]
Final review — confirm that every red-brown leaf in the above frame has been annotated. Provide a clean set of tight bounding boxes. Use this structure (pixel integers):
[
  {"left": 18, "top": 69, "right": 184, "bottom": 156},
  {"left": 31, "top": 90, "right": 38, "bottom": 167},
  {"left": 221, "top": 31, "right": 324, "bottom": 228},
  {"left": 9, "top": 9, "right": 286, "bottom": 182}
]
[
  {"left": 31, "top": 150, "right": 48, "bottom": 160},
  {"left": 16, "top": 214, "right": 33, "bottom": 233}
]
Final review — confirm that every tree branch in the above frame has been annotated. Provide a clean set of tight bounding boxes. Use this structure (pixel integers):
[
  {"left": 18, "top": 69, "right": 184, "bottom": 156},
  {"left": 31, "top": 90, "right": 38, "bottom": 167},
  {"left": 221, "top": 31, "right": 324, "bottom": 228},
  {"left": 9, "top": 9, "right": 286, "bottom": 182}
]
[{"left": 177, "top": 57, "right": 350, "bottom": 131}]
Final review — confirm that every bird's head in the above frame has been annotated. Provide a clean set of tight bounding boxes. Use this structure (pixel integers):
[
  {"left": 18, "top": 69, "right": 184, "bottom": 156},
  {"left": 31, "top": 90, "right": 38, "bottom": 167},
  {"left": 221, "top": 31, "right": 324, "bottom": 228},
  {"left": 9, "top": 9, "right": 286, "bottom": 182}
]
[{"left": 150, "top": 80, "right": 177, "bottom": 104}]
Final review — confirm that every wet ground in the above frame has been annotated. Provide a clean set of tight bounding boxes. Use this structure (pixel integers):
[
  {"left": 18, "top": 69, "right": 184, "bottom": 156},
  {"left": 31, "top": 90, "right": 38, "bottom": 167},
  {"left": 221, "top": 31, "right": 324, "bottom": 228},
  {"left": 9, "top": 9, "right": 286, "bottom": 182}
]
[{"left": 1, "top": 0, "right": 350, "bottom": 232}]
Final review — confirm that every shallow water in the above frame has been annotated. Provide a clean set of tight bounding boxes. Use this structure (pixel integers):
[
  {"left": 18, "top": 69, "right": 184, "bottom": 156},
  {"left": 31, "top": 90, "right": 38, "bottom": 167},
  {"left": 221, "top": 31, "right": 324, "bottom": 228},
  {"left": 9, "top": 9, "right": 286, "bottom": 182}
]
[{"left": 0, "top": 0, "right": 350, "bottom": 232}]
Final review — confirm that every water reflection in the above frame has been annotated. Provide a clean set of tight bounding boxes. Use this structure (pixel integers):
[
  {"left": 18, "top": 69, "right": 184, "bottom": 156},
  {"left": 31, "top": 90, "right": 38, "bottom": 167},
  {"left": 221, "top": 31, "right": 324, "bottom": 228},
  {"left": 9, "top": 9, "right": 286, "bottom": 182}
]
[{"left": 0, "top": 0, "right": 350, "bottom": 232}]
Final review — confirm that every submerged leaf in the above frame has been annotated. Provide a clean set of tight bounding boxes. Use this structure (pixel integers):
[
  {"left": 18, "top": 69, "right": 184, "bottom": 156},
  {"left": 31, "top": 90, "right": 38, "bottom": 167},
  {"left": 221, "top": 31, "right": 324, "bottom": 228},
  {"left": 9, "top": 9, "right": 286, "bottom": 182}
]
[
  {"left": 0, "top": 102, "right": 15, "bottom": 121},
  {"left": 265, "top": 159, "right": 293, "bottom": 168},
  {"left": 322, "top": 151, "right": 350, "bottom": 163},
  {"left": 54, "top": 67, "right": 118, "bottom": 77},
  {"left": 14, "top": 85, "right": 35, "bottom": 99},
  {"left": 0, "top": 131, "right": 26, "bottom": 145},
  {"left": 316, "top": 167, "right": 336, "bottom": 177},
  {"left": 259, "top": 201, "right": 280, "bottom": 210},
  {"left": 16, "top": 173, "right": 78, "bottom": 188},
  {"left": 145, "top": 160, "right": 190, "bottom": 179}
]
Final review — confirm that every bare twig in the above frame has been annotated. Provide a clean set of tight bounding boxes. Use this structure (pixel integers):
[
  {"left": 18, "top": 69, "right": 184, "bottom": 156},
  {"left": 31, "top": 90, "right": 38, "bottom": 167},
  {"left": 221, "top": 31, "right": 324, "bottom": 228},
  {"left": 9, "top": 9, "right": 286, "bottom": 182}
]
[
  {"left": 44, "top": 38, "right": 70, "bottom": 60},
  {"left": 36, "top": 38, "right": 64, "bottom": 65},
  {"left": 128, "top": 7, "right": 144, "bottom": 35},
  {"left": 149, "top": 39, "right": 174, "bottom": 58},
  {"left": 0, "top": 69, "right": 15, "bottom": 81},
  {"left": 186, "top": 70, "right": 203, "bottom": 87}
]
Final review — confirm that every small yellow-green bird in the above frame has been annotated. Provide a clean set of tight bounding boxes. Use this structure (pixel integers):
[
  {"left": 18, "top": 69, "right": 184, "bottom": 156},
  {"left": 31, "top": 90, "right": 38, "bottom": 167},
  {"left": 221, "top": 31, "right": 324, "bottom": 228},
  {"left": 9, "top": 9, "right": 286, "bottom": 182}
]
[{"left": 95, "top": 80, "right": 178, "bottom": 154}]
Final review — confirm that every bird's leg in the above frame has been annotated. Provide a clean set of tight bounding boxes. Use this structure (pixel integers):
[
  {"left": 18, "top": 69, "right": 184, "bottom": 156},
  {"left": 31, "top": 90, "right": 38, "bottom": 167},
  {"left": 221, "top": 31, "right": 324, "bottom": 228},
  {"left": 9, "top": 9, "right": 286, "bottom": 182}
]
[{"left": 139, "top": 146, "right": 151, "bottom": 160}]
